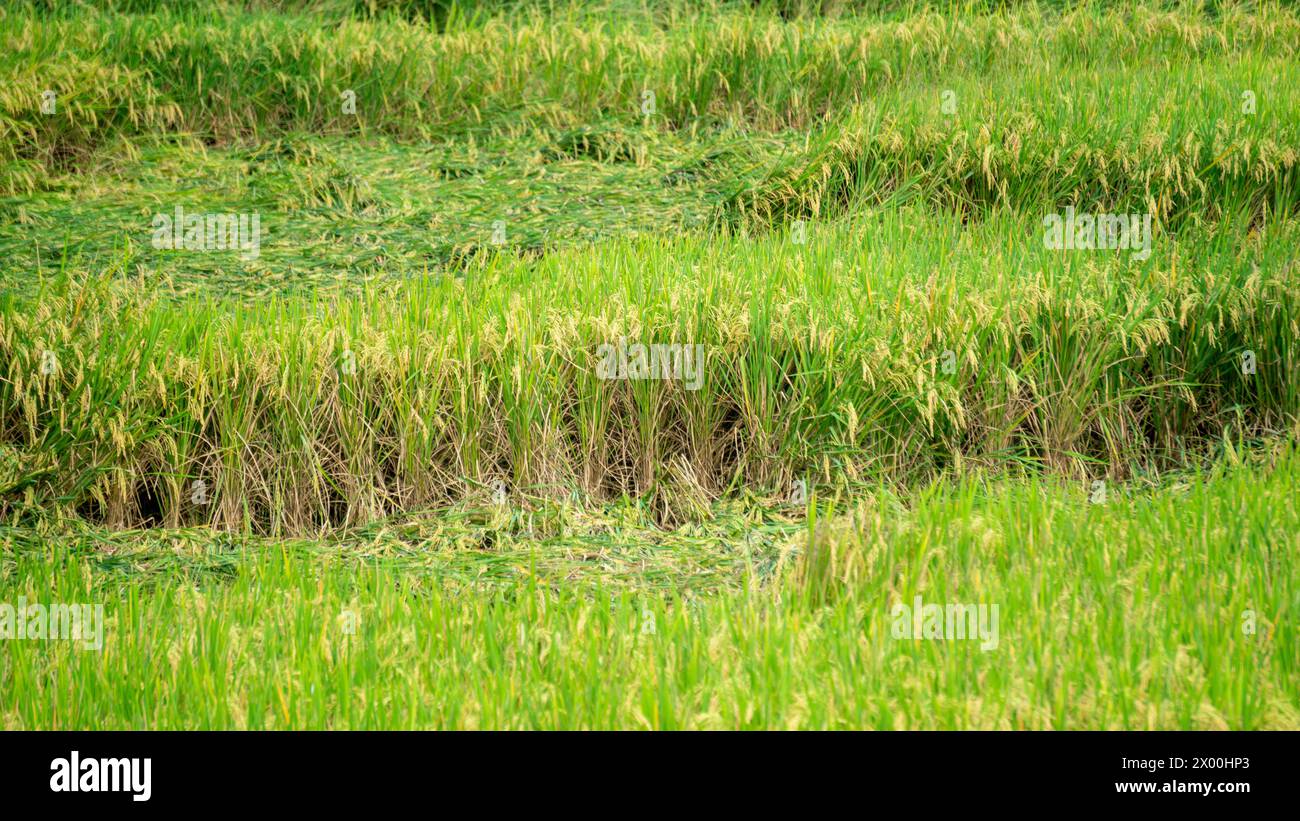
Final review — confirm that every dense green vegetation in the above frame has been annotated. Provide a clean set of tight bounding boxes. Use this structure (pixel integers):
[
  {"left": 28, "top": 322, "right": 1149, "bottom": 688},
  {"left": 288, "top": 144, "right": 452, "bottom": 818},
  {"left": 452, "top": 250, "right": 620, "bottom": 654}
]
[
  {"left": 3, "top": 211, "right": 1298, "bottom": 532},
  {"left": 0, "top": 0, "right": 1295, "bottom": 729},
  {"left": 5, "top": 443, "right": 1295, "bottom": 729}
]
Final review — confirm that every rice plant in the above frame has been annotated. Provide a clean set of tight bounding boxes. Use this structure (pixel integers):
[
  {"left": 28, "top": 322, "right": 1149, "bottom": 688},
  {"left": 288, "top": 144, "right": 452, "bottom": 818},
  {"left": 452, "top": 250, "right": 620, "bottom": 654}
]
[{"left": 0, "top": 0, "right": 1296, "bottom": 731}]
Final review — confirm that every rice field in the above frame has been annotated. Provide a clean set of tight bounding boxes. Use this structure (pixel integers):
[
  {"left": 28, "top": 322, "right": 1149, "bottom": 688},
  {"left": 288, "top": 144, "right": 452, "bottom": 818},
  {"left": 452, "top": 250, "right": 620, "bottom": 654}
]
[
  {"left": 1, "top": 0, "right": 1297, "bottom": 730},
  {"left": 5, "top": 443, "right": 1296, "bottom": 729}
]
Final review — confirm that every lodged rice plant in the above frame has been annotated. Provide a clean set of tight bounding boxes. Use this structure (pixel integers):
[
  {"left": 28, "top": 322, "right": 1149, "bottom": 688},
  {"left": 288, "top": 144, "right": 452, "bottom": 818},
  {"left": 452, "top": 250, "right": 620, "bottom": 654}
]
[{"left": 3, "top": 439, "right": 1295, "bottom": 729}]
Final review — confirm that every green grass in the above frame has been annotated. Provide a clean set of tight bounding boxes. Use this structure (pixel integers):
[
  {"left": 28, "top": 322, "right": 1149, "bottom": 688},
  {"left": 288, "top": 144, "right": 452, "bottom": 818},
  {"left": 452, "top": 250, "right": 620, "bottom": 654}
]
[{"left": 1, "top": 0, "right": 1297, "bottom": 729}]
